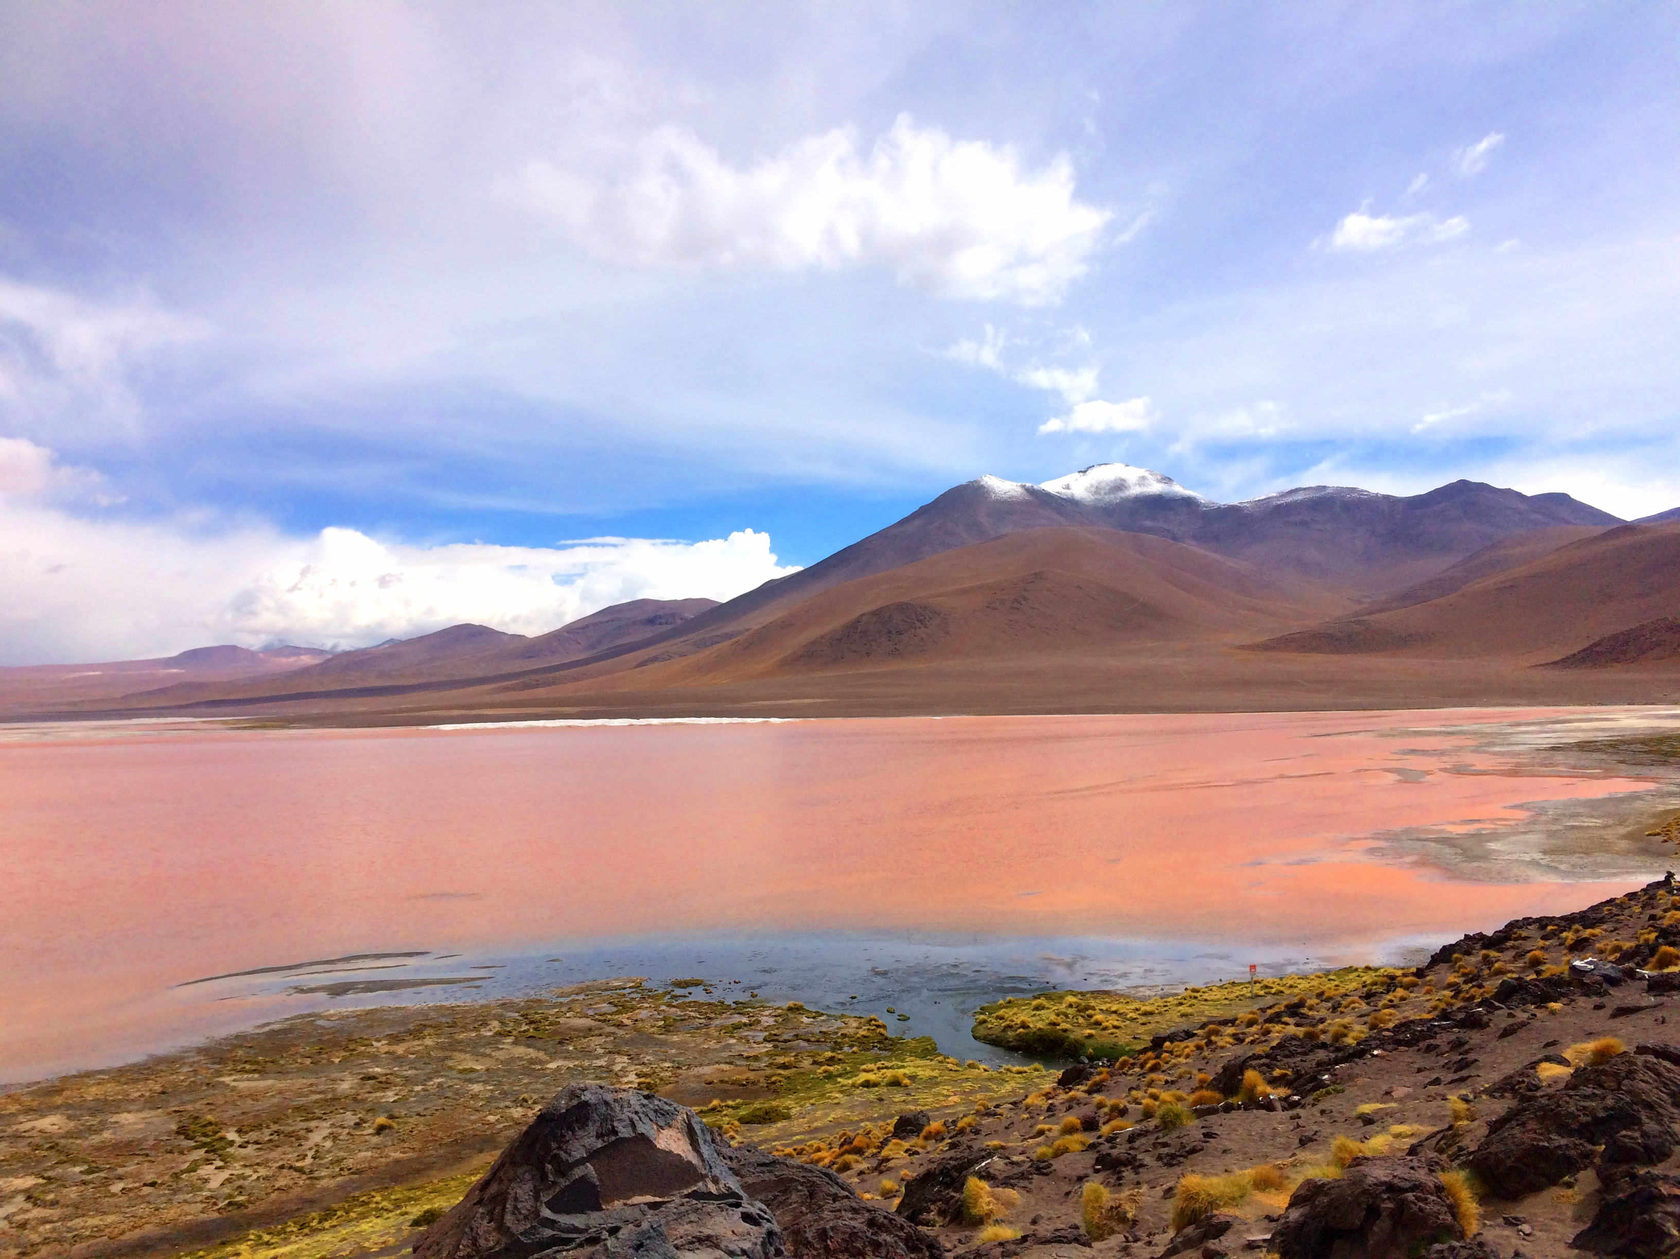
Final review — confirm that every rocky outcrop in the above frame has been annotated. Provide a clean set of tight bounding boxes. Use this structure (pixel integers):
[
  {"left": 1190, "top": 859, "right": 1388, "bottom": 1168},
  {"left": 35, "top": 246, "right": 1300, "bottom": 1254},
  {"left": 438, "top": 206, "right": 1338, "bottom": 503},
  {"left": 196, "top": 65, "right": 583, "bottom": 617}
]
[
  {"left": 723, "top": 1144, "right": 943, "bottom": 1259},
  {"left": 1467, "top": 1050, "right": 1680, "bottom": 1198},
  {"left": 894, "top": 1146, "right": 995, "bottom": 1226},
  {"left": 413, "top": 1084, "right": 783, "bottom": 1258},
  {"left": 1573, "top": 1168, "right": 1680, "bottom": 1257},
  {"left": 1272, "top": 1156, "right": 1464, "bottom": 1259},
  {"left": 1159, "top": 1211, "right": 1241, "bottom": 1256}
]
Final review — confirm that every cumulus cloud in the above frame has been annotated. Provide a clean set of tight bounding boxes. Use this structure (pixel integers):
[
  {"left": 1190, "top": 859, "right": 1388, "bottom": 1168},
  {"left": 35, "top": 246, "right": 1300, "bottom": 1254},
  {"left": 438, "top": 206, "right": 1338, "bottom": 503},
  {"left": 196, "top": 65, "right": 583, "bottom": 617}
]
[
  {"left": 1327, "top": 207, "right": 1469, "bottom": 252},
  {"left": 1037, "top": 396, "right": 1154, "bottom": 435},
  {"left": 947, "top": 323, "right": 1150, "bottom": 436},
  {"left": 1454, "top": 132, "right": 1505, "bottom": 177},
  {"left": 0, "top": 436, "right": 115, "bottom": 503},
  {"left": 0, "top": 451, "right": 799, "bottom": 663},
  {"left": 509, "top": 114, "right": 1112, "bottom": 305},
  {"left": 0, "top": 277, "right": 206, "bottom": 435}
]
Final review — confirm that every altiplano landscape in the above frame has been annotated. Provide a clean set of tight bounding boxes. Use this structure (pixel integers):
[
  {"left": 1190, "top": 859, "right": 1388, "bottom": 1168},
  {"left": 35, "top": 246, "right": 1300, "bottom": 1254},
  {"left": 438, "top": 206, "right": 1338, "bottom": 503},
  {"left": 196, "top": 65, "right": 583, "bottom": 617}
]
[{"left": 8, "top": 7, "right": 1680, "bottom": 1258}]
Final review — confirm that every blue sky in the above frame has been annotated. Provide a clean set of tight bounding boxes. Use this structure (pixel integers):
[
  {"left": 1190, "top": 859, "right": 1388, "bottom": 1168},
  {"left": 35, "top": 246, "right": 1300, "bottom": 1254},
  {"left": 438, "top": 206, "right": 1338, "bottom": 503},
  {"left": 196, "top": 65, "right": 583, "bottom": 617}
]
[{"left": 2, "top": 3, "right": 1678, "bottom": 661}]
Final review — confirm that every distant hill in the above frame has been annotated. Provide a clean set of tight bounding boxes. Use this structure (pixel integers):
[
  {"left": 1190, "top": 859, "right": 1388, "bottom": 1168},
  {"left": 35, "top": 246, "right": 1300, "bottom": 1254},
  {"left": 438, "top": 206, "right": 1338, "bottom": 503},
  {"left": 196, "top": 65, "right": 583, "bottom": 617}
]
[
  {"left": 0, "top": 643, "right": 331, "bottom": 710},
  {"left": 1546, "top": 617, "right": 1680, "bottom": 669},
  {"left": 1250, "top": 523, "right": 1680, "bottom": 665}
]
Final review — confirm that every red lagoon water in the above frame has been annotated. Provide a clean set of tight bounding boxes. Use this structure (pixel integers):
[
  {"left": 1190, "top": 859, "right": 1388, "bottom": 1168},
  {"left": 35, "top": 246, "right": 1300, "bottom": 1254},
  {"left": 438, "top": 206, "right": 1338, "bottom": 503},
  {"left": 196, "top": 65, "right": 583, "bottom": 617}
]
[{"left": 0, "top": 709, "right": 1664, "bottom": 1081}]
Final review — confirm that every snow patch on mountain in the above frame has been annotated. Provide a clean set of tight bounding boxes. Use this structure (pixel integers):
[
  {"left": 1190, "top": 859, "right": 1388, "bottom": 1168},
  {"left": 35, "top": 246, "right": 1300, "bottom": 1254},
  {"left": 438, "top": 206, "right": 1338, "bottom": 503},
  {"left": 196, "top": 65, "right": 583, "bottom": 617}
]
[
  {"left": 1039, "top": 463, "right": 1204, "bottom": 504},
  {"left": 973, "top": 474, "right": 1033, "bottom": 499}
]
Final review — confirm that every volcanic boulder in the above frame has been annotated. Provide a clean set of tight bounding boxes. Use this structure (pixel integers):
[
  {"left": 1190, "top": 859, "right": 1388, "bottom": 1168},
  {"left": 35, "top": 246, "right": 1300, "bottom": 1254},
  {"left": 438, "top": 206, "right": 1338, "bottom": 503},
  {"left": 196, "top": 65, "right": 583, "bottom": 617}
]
[
  {"left": 723, "top": 1144, "right": 943, "bottom": 1259},
  {"left": 1573, "top": 1168, "right": 1680, "bottom": 1257},
  {"left": 413, "top": 1084, "right": 782, "bottom": 1258},
  {"left": 1466, "top": 1049, "right": 1680, "bottom": 1198},
  {"left": 1272, "top": 1156, "right": 1464, "bottom": 1259}
]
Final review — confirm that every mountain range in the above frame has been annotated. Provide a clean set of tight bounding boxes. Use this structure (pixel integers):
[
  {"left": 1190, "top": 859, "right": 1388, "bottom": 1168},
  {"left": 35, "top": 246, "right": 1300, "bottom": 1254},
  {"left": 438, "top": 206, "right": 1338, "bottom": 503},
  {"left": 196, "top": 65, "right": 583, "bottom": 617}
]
[{"left": 5, "top": 465, "right": 1679, "bottom": 721}]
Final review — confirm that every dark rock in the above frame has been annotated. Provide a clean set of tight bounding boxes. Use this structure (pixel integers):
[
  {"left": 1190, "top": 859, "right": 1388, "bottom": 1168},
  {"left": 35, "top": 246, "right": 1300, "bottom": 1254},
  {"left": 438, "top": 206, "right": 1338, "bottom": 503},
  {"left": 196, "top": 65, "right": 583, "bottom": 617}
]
[
  {"left": 1572, "top": 1168, "right": 1680, "bottom": 1257},
  {"left": 724, "top": 1144, "right": 943, "bottom": 1259},
  {"left": 1160, "top": 1213, "right": 1241, "bottom": 1257},
  {"left": 413, "top": 1083, "right": 783, "bottom": 1258},
  {"left": 1094, "top": 1148, "right": 1143, "bottom": 1175},
  {"left": 892, "top": 1111, "right": 933, "bottom": 1140},
  {"left": 1057, "top": 1063, "right": 1095, "bottom": 1089},
  {"left": 1489, "top": 976, "right": 1572, "bottom": 1008},
  {"left": 1468, "top": 1052, "right": 1680, "bottom": 1197},
  {"left": 1646, "top": 972, "right": 1680, "bottom": 996},
  {"left": 1420, "top": 1242, "right": 1506, "bottom": 1259},
  {"left": 894, "top": 1146, "right": 994, "bottom": 1225},
  {"left": 1272, "top": 1156, "right": 1463, "bottom": 1259}
]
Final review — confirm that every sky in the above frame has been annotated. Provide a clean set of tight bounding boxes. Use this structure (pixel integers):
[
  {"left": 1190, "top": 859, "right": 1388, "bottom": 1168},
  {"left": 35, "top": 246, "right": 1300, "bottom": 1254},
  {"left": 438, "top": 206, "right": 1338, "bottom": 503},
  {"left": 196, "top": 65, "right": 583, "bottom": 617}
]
[{"left": 2, "top": 2, "right": 1679, "bottom": 663}]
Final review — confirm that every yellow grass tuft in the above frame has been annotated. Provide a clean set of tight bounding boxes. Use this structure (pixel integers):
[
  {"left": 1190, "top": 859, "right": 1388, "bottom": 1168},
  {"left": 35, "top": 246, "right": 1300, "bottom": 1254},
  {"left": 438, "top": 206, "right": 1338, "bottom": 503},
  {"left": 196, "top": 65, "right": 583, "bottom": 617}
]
[
  {"left": 1566, "top": 1036, "right": 1626, "bottom": 1067},
  {"left": 1655, "top": 945, "right": 1680, "bottom": 971},
  {"left": 1189, "top": 1088, "right": 1224, "bottom": 1107},
  {"left": 1058, "top": 1114, "right": 1084, "bottom": 1135},
  {"left": 1448, "top": 1096, "right": 1476, "bottom": 1125},
  {"left": 1236, "top": 1068, "right": 1274, "bottom": 1103},
  {"left": 1536, "top": 1061, "right": 1573, "bottom": 1084},
  {"left": 1170, "top": 1171, "right": 1254, "bottom": 1231},
  {"left": 1155, "top": 1099, "right": 1192, "bottom": 1131},
  {"left": 1079, "top": 1180, "right": 1140, "bottom": 1241},
  {"left": 977, "top": 1224, "right": 1020, "bottom": 1243},
  {"left": 1439, "top": 1169, "right": 1480, "bottom": 1236},
  {"left": 1049, "top": 1134, "right": 1089, "bottom": 1157},
  {"left": 1249, "top": 1163, "right": 1288, "bottom": 1192},
  {"left": 960, "top": 1176, "right": 1016, "bottom": 1225}
]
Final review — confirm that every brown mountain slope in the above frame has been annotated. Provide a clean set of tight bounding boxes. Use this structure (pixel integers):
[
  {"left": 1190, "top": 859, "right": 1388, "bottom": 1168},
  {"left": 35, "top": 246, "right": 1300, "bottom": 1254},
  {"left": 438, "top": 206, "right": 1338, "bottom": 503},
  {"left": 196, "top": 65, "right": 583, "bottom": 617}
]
[
  {"left": 1250, "top": 522, "right": 1680, "bottom": 664},
  {"left": 500, "top": 597, "right": 718, "bottom": 664},
  {"left": 1355, "top": 525, "right": 1607, "bottom": 616},
  {"left": 599, "top": 527, "right": 1347, "bottom": 689},
  {"left": 1546, "top": 617, "right": 1680, "bottom": 668}
]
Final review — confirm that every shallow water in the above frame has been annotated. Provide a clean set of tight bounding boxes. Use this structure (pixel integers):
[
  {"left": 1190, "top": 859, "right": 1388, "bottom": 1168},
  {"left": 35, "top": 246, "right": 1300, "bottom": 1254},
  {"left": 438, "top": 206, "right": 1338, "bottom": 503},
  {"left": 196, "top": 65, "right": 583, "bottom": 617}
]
[{"left": 3, "top": 707, "right": 1678, "bottom": 1083}]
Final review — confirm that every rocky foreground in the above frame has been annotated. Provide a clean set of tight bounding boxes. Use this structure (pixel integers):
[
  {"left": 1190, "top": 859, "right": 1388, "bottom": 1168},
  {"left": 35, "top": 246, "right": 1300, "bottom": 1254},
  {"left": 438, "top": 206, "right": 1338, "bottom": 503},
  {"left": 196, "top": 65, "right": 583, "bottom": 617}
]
[
  {"left": 12, "top": 879, "right": 1680, "bottom": 1257},
  {"left": 414, "top": 877, "right": 1680, "bottom": 1259}
]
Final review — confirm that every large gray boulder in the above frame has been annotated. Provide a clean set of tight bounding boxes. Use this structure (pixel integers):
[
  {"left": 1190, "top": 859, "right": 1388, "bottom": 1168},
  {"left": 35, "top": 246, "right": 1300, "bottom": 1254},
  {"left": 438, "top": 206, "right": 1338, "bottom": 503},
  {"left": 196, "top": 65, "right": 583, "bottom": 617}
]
[
  {"left": 413, "top": 1084, "right": 783, "bottom": 1258},
  {"left": 723, "top": 1144, "right": 943, "bottom": 1258},
  {"left": 1467, "top": 1049, "right": 1680, "bottom": 1198},
  {"left": 1272, "top": 1156, "right": 1463, "bottom": 1259}
]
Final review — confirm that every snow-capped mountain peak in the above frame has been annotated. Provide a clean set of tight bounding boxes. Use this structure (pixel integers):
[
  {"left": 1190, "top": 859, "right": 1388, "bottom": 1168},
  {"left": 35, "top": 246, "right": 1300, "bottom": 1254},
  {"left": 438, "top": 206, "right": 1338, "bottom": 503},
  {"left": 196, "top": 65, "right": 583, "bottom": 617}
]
[
  {"left": 1038, "top": 463, "right": 1204, "bottom": 504},
  {"left": 971, "top": 473, "right": 1032, "bottom": 499}
]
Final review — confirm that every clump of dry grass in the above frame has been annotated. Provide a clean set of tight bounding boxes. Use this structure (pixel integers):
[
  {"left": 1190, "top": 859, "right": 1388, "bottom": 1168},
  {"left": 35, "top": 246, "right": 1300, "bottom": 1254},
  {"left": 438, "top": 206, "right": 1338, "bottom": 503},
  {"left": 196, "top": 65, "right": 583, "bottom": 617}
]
[
  {"left": 1155, "top": 1099, "right": 1192, "bottom": 1131},
  {"left": 1536, "top": 1061, "right": 1573, "bottom": 1084},
  {"left": 1448, "top": 1096, "right": 1476, "bottom": 1125},
  {"left": 1654, "top": 945, "right": 1680, "bottom": 971},
  {"left": 977, "top": 1224, "right": 1020, "bottom": 1242},
  {"left": 1566, "top": 1036, "right": 1625, "bottom": 1067},
  {"left": 1249, "top": 1163, "right": 1288, "bottom": 1192},
  {"left": 1236, "top": 1068, "right": 1274, "bottom": 1104},
  {"left": 959, "top": 1176, "right": 1020, "bottom": 1225},
  {"left": 1170, "top": 1171, "right": 1255, "bottom": 1230},
  {"left": 1439, "top": 1169, "right": 1481, "bottom": 1236},
  {"left": 1189, "top": 1088, "right": 1224, "bottom": 1107},
  {"left": 1057, "top": 1114, "right": 1084, "bottom": 1135}
]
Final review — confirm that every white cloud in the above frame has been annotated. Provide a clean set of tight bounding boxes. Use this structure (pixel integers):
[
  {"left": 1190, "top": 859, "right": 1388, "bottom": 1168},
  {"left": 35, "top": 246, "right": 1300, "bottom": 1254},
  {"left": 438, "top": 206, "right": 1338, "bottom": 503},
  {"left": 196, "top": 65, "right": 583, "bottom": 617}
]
[
  {"left": 1454, "top": 132, "right": 1505, "bottom": 178},
  {"left": 0, "top": 436, "right": 112, "bottom": 502},
  {"left": 509, "top": 114, "right": 1112, "bottom": 306},
  {"left": 0, "top": 456, "right": 800, "bottom": 663},
  {"left": 1037, "top": 396, "right": 1154, "bottom": 435},
  {"left": 1327, "top": 207, "right": 1470, "bottom": 252},
  {"left": 1404, "top": 172, "right": 1430, "bottom": 198},
  {"left": 0, "top": 277, "right": 206, "bottom": 435},
  {"left": 1015, "top": 364, "right": 1099, "bottom": 405}
]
